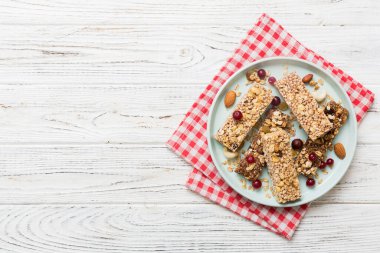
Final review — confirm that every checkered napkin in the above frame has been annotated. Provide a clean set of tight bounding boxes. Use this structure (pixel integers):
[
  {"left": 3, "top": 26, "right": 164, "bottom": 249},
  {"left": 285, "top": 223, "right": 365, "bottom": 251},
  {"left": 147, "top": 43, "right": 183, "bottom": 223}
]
[{"left": 166, "top": 14, "right": 375, "bottom": 239}]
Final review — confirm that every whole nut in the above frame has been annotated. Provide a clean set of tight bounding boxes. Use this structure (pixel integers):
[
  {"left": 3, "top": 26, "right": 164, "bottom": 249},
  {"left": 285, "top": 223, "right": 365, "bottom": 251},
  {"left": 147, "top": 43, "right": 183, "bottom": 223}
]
[
  {"left": 245, "top": 69, "right": 256, "bottom": 81},
  {"left": 223, "top": 147, "right": 238, "bottom": 160},
  {"left": 334, "top": 143, "right": 346, "bottom": 159},
  {"left": 312, "top": 89, "right": 327, "bottom": 103},
  {"left": 224, "top": 91, "right": 236, "bottom": 108},
  {"left": 302, "top": 74, "right": 313, "bottom": 83}
]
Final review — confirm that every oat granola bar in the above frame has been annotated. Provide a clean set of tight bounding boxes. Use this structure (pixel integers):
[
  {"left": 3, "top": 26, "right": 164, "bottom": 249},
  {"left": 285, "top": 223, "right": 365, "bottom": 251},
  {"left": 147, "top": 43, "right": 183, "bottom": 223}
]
[
  {"left": 262, "top": 129, "right": 301, "bottom": 203},
  {"left": 275, "top": 72, "right": 333, "bottom": 141},
  {"left": 215, "top": 84, "right": 272, "bottom": 152},
  {"left": 295, "top": 101, "right": 349, "bottom": 176},
  {"left": 235, "top": 109, "right": 293, "bottom": 181}
]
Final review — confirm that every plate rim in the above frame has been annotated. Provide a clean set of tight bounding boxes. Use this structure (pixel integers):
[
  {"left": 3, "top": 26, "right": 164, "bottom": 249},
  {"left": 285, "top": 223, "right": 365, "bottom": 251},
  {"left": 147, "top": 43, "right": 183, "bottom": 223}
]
[{"left": 206, "top": 56, "right": 358, "bottom": 207}]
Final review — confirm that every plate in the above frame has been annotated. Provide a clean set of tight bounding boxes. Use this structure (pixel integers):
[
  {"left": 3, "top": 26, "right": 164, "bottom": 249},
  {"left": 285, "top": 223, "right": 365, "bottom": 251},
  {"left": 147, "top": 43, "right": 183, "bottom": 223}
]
[{"left": 207, "top": 57, "right": 357, "bottom": 207}]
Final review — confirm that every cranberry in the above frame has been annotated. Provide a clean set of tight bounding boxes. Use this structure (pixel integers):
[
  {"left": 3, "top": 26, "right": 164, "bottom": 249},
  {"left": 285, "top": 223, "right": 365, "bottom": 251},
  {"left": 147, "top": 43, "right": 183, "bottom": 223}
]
[
  {"left": 326, "top": 158, "right": 334, "bottom": 166},
  {"left": 271, "top": 96, "right": 281, "bottom": 106},
  {"left": 268, "top": 76, "right": 276, "bottom": 85},
  {"left": 253, "top": 179, "right": 262, "bottom": 189},
  {"left": 308, "top": 152, "right": 317, "bottom": 162},
  {"left": 257, "top": 69, "right": 266, "bottom": 79},
  {"left": 306, "top": 178, "right": 315, "bottom": 187},
  {"left": 318, "top": 161, "right": 326, "bottom": 169},
  {"left": 291, "top": 139, "right": 303, "bottom": 150},
  {"left": 233, "top": 110, "right": 243, "bottom": 120},
  {"left": 246, "top": 155, "right": 255, "bottom": 164}
]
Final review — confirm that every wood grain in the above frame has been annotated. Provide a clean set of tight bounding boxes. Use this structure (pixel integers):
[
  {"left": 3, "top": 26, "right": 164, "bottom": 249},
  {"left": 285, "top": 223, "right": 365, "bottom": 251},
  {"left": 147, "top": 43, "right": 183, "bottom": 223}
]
[
  {"left": 0, "top": 204, "right": 379, "bottom": 253},
  {"left": 0, "top": 144, "right": 378, "bottom": 204},
  {"left": 0, "top": 0, "right": 379, "bottom": 26},
  {"left": 0, "top": 25, "right": 379, "bottom": 86},
  {"left": 0, "top": 84, "right": 377, "bottom": 144}
]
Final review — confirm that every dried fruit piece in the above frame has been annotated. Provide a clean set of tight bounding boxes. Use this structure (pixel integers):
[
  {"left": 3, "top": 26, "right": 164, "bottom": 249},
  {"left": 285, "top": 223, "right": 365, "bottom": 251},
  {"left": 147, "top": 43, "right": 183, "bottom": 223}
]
[
  {"left": 268, "top": 76, "right": 276, "bottom": 85},
  {"left": 257, "top": 69, "right": 266, "bottom": 79},
  {"left": 306, "top": 178, "right": 315, "bottom": 187},
  {"left": 291, "top": 139, "right": 303, "bottom": 150},
  {"left": 302, "top": 73, "right": 313, "bottom": 83},
  {"left": 232, "top": 110, "right": 243, "bottom": 120},
  {"left": 252, "top": 179, "right": 262, "bottom": 189},
  {"left": 326, "top": 158, "right": 334, "bottom": 166},
  {"left": 308, "top": 152, "right": 317, "bottom": 161},
  {"left": 246, "top": 155, "right": 255, "bottom": 164},
  {"left": 319, "top": 161, "right": 326, "bottom": 169},
  {"left": 224, "top": 90, "right": 236, "bottom": 108},
  {"left": 334, "top": 143, "right": 346, "bottom": 159},
  {"left": 271, "top": 96, "right": 281, "bottom": 106}
]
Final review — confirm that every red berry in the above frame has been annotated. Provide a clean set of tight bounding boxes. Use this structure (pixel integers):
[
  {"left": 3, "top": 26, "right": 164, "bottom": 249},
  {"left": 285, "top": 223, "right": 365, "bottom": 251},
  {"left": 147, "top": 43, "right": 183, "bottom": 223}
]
[
  {"left": 308, "top": 152, "right": 317, "bottom": 162},
  {"left": 326, "top": 158, "right": 334, "bottom": 166},
  {"left": 268, "top": 76, "right": 276, "bottom": 85},
  {"left": 253, "top": 179, "right": 262, "bottom": 189},
  {"left": 306, "top": 178, "right": 315, "bottom": 187},
  {"left": 257, "top": 69, "right": 266, "bottom": 79},
  {"left": 246, "top": 155, "right": 255, "bottom": 164},
  {"left": 271, "top": 96, "right": 281, "bottom": 106},
  {"left": 291, "top": 139, "right": 303, "bottom": 150},
  {"left": 319, "top": 161, "right": 326, "bottom": 169},
  {"left": 233, "top": 110, "right": 243, "bottom": 120}
]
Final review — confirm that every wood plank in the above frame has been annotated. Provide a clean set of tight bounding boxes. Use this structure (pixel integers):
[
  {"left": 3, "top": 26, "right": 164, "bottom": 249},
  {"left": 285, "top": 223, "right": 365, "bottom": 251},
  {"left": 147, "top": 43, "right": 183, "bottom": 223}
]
[
  {"left": 0, "top": 25, "right": 379, "bottom": 86},
  {"left": 0, "top": 144, "right": 378, "bottom": 204},
  {"left": 0, "top": 84, "right": 377, "bottom": 144},
  {"left": 0, "top": 204, "right": 378, "bottom": 252},
  {"left": 0, "top": 0, "right": 379, "bottom": 26}
]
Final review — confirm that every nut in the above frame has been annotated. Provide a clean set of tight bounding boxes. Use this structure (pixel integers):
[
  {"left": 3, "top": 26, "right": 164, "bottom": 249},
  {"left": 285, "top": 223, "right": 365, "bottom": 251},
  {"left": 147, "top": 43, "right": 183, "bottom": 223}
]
[
  {"left": 312, "top": 89, "right": 327, "bottom": 103},
  {"left": 302, "top": 74, "right": 313, "bottom": 83},
  {"left": 261, "top": 125, "right": 271, "bottom": 134},
  {"left": 334, "top": 143, "right": 346, "bottom": 159},
  {"left": 223, "top": 147, "right": 238, "bottom": 159},
  {"left": 245, "top": 69, "right": 256, "bottom": 81},
  {"left": 224, "top": 90, "right": 236, "bottom": 108}
]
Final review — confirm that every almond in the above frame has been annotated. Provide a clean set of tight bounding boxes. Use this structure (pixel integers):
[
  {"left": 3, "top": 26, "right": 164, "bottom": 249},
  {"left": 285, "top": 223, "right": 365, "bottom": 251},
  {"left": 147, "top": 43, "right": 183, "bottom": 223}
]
[
  {"left": 302, "top": 73, "right": 313, "bottom": 83},
  {"left": 224, "top": 90, "right": 236, "bottom": 108},
  {"left": 334, "top": 143, "right": 346, "bottom": 159}
]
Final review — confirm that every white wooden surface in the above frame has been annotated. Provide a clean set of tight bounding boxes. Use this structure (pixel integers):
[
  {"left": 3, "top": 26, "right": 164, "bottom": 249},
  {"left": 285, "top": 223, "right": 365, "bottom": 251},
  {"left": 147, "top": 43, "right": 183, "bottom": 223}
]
[{"left": 0, "top": 0, "right": 379, "bottom": 252}]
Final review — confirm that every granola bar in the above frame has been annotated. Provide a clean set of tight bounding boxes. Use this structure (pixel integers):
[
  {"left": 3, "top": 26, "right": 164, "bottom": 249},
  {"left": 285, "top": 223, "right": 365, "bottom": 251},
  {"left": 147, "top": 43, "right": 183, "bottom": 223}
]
[
  {"left": 215, "top": 84, "right": 272, "bottom": 152},
  {"left": 295, "top": 101, "right": 349, "bottom": 176},
  {"left": 262, "top": 129, "right": 301, "bottom": 203},
  {"left": 235, "top": 109, "right": 293, "bottom": 181},
  {"left": 275, "top": 72, "right": 333, "bottom": 141}
]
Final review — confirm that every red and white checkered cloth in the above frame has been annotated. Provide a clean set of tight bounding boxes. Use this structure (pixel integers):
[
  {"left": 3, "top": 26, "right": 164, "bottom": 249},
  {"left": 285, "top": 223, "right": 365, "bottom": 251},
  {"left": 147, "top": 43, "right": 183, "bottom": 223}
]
[{"left": 166, "top": 14, "right": 375, "bottom": 239}]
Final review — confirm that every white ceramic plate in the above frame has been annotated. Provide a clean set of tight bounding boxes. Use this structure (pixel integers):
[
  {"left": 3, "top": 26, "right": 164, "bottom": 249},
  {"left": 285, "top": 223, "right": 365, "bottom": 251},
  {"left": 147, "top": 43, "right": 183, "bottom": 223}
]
[{"left": 207, "top": 57, "right": 357, "bottom": 207}]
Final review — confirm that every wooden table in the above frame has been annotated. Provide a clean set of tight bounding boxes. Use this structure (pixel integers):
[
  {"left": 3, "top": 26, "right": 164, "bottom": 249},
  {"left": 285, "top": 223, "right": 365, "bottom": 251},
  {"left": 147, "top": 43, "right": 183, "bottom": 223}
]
[{"left": 0, "top": 1, "right": 379, "bottom": 252}]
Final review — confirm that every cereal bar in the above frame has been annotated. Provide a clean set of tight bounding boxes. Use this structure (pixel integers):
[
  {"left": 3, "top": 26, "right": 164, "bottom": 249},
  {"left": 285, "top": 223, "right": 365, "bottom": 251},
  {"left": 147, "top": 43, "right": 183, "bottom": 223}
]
[
  {"left": 235, "top": 109, "right": 293, "bottom": 181},
  {"left": 215, "top": 84, "right": 272, "bottom": 152},
  {"left": 275, "top": 72, "right": 333, "bottom": 141},
  {"left": 295, "top": 101, "right": 349, "bottom": 176},
  {"left": 262, "top": 129, "right": 301, "bottom": 203}
]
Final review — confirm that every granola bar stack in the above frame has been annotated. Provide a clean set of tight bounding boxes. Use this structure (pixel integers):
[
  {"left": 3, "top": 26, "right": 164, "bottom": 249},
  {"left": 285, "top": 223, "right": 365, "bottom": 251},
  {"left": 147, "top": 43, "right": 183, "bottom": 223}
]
[
  {"left": 235, "top": 109, "right": 293, "bottom": 181},
  {"left": 295, "top": 101, "right": 349, "bottom": 176}
]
